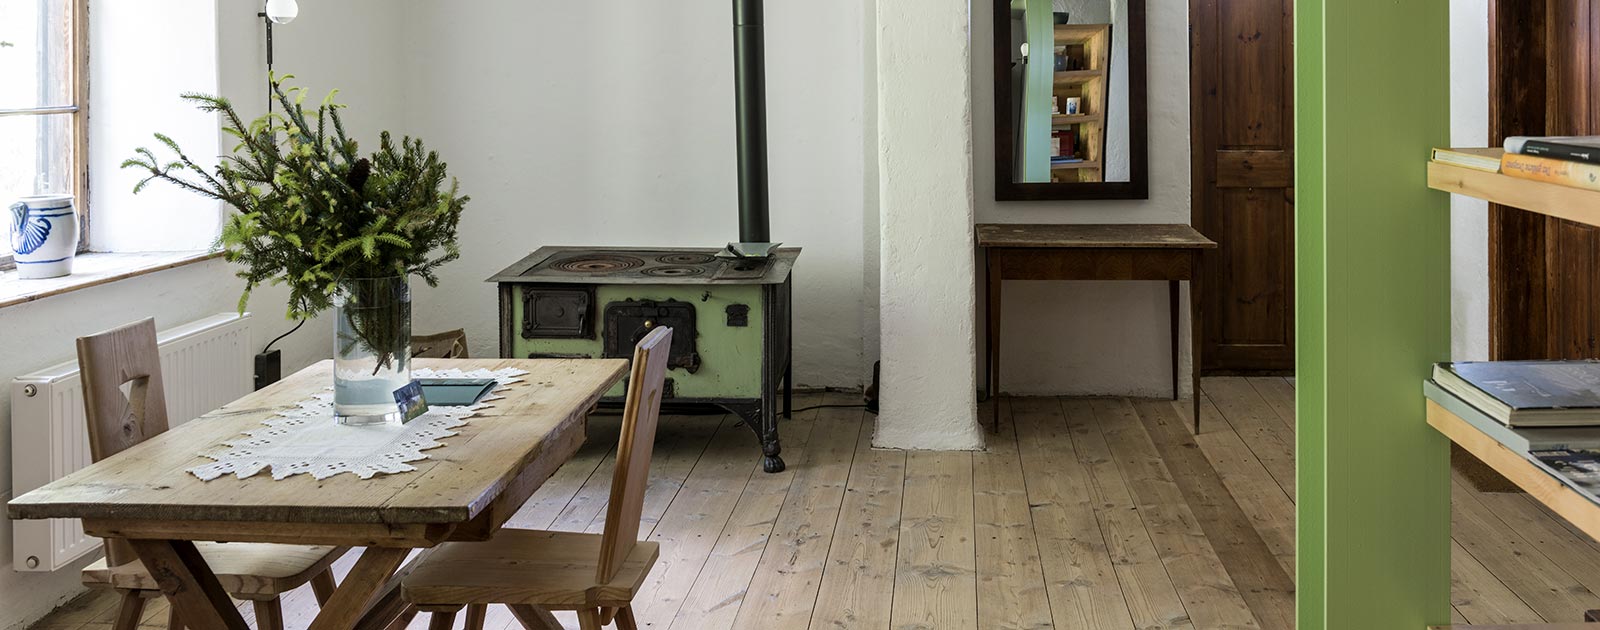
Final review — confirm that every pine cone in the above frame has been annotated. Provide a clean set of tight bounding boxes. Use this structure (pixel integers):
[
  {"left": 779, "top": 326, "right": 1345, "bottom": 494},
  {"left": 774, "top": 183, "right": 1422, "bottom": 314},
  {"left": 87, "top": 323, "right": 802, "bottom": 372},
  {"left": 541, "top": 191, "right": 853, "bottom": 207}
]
[{"left": 346, "top": 158, "right": 371, "bottom": 192}]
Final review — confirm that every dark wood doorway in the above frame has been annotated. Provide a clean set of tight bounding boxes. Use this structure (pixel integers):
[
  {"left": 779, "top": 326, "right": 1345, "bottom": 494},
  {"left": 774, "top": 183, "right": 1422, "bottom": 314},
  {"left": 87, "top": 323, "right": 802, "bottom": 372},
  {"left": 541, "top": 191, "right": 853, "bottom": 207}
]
[
  {"left": 1489, "top": 0, "right": 1600, "bottom": 361},
  {"left": 1190, "top": 0, "right": 1296, "bottom": 372}
]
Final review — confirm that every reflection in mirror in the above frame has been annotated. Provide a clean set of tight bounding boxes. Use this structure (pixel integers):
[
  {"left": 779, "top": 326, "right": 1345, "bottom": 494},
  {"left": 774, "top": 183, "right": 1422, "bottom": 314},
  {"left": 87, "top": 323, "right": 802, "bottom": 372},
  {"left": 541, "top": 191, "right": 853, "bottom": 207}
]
[{"left": 994, "top": 0, "right": 1146, "bottom": 200}]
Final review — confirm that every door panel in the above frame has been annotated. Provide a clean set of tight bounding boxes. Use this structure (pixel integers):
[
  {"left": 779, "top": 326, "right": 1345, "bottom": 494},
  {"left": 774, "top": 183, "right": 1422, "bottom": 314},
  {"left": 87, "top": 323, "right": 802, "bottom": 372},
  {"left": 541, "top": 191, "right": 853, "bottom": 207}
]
[{"left": 1192, "top": 0, "right": 1296, "bottom": 371}]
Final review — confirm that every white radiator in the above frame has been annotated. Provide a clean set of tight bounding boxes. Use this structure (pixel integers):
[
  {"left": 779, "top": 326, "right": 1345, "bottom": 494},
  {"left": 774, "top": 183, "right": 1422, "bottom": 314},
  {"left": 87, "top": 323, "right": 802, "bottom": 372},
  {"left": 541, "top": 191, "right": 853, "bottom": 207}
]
[{"left": 10, "top": 313, "right": 253, "bottom": 572}]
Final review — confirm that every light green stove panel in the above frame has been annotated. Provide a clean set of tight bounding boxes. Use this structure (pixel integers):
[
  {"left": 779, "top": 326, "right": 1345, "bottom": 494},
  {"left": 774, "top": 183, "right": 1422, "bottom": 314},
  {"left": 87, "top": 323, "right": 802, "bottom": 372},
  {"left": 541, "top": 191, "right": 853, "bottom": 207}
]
[{"left": 511, "top": 284, "right": 765, "bottom": 398}]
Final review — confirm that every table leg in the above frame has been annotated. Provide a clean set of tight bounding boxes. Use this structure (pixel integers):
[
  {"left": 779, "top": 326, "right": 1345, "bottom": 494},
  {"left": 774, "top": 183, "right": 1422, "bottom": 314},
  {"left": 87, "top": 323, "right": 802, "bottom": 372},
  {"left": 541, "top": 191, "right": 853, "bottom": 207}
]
[
  {"left": 126, "top": 539, "right": 250, "bottom": 630},
  {"left": 1170, "top": 280, "right": 1181, "bottom": 401},
  {"left": 986, "top": 249, "right": 1002, "bottom": 432},
  {"left": 1191, "top": 256, "right": 1204, "bottom": 434},
  {"left": 307, "top": 547, "right": 410, "bottom": 630}
]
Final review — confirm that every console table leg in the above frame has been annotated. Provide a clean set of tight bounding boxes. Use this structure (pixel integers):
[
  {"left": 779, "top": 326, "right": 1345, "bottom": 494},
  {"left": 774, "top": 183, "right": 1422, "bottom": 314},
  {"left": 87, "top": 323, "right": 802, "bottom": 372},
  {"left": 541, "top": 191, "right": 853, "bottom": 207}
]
[{"left": 1170, "top": 280, "right": 1181, "bottom": 401}]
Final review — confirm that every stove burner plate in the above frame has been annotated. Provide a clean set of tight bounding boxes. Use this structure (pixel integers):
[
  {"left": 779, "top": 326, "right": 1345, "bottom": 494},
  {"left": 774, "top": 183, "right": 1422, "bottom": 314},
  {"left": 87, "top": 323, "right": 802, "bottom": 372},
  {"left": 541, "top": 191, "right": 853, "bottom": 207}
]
[
  {"left": 656, "top": 253, "right": 717, "bottom": 265},
  {"left": 642, "top": 265, "right": 706, "bottom": 278},
  {"left": 550, "top": 254, "right": 646, "bottom": 273}
]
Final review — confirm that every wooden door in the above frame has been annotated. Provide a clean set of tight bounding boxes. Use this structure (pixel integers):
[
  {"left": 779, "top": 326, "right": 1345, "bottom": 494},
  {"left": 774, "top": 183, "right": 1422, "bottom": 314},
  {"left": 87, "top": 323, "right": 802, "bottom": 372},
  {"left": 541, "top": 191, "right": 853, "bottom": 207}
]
[
  {"left": 1490, "top": 0, "right": 1600, "bottom": 361},
  {"left": 1191, "top": 0, "right": 1296, "bottom": 372}
]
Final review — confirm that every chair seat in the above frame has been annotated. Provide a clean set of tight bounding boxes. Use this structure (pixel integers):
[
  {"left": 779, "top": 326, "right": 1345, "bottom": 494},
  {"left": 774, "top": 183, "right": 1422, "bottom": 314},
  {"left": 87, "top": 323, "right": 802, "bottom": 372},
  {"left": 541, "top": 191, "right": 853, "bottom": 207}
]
[
  {"left": 82, "top": 543, "right": 346, "bottom": 599},
  {"left": 402, "top": 530, "right": 660, "bottom": 609}
]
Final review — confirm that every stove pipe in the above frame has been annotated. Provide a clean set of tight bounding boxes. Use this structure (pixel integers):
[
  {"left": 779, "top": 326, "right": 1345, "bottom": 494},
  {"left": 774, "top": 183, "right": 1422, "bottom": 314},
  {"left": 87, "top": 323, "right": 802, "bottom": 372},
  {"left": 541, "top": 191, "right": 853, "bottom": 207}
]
[{"left": 733, "top": 0, "right": 771, "bottom": 246}]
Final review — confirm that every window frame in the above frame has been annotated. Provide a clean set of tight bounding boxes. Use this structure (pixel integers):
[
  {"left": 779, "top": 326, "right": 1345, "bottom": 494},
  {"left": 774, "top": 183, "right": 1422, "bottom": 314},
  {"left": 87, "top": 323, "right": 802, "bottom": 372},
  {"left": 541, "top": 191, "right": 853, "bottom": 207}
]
[{"left": 1, "top": 0, "right": 90, "bottom": 271}]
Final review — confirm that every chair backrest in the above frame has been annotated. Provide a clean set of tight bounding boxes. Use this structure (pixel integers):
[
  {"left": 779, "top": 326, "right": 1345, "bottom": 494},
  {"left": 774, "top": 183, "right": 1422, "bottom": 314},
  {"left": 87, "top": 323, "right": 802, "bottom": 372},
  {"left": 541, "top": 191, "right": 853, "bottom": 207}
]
[
  {"left": 76, "top": 318, "right": 169, "bottom": 566},
  {"left": 412, "top": 329, "right": 469, "bottom": 359},
  {"left": 595, "top": 326, "right": 673, "bottom": 584}
]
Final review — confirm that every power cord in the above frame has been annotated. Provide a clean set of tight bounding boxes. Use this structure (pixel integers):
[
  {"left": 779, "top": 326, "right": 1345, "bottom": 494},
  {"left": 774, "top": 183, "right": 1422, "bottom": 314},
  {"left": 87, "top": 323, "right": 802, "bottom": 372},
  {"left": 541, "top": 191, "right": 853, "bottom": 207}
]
[{"left": 262, "top": 319, "right": 305, "bottom": 354}]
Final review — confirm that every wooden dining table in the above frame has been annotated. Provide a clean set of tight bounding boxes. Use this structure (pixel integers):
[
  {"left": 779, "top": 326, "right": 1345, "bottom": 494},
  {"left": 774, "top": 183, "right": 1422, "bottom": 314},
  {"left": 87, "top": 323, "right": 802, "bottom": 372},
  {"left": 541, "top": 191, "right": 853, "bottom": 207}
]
[{"left": 7, "top": 358, "right": 628, "bottom": 630}]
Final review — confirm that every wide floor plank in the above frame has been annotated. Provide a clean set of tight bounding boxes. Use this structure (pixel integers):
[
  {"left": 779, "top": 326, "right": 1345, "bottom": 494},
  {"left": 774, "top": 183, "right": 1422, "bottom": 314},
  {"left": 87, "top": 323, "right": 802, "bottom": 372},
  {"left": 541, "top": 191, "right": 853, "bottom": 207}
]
[
  {"left": 1091, "top": 398, "right": 1261, "bottom": 630},
  {"left": 973, "top": 401, "right": 1054, "bottom": 630},
  {"left": 628, "top": 414, "right": 758, "bottom": 628},
  {"left": 1201, "top": 378, "right": 1295, "bottom": 502},
  {"left": 810, "top": 404, "right": 906, "bottom": 630},
  {"left": 1067, "top": 399, "right": 1192, "bottom": 630},
  {"left": 1136, "top": 400, "right": 1296, "bottom": 630},
  {"left": 665, "top": 395, "right": 822, "bottom": 630},
  {"left": 1012, "top": 396, "right": 1136, "bottom": 630},
  {"left": 890, "top": 450, "right": 978, "bottom": 630},
  {"left": 728, "top": 396, "right": 864, "bottom": 630}
]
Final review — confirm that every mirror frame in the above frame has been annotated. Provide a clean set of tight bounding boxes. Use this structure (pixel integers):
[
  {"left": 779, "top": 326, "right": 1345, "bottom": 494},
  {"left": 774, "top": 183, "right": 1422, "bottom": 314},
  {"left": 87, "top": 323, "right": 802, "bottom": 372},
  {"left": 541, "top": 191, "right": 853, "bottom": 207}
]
[{"left": 992, "top": 0, "right": 1148, "bottom": 201}]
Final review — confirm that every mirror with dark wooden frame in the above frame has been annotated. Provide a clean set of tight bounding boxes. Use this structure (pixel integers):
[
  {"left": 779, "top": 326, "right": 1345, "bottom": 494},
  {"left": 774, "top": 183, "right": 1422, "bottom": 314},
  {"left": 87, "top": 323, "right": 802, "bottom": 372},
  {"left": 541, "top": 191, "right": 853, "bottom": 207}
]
[{"left": 993, "top": 0, "right": 1147, "bottom": 200}]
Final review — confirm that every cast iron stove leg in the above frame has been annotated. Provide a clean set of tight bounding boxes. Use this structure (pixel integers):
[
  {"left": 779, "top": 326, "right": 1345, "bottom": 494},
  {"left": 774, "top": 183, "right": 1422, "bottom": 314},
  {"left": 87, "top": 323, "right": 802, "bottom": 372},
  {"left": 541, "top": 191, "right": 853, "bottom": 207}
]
[{"left": 724, "top": 402, "right": 785, "bottom": 474}]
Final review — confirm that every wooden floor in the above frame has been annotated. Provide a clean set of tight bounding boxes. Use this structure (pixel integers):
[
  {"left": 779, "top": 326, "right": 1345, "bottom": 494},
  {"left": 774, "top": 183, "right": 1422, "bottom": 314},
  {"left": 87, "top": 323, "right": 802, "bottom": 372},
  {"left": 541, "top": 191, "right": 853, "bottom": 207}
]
[{"left": 28, "top": 378, "right": 1600, "bottom": 629}]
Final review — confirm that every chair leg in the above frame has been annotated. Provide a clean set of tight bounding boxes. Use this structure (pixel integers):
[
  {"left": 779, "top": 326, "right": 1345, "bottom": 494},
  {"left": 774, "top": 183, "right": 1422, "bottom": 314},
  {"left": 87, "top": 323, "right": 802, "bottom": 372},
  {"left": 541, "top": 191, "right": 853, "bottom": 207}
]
[
  {"left": 576, "top": 609, "right": 603, "bottom": 630},
  {"left": 252, "top": 598, "right": 285, "bottom": 630},
  {"left": 464, "top": 604, "right": 488, "bottom": 630},
  {"left": 427, "top": 609, "right": 458, "bottom": 630},
  {"left": 614, "top": 606, "right": 639, "bottom": 630},
  {"left": 507, "top": 605, "right": 563, "bottom": 630},
  {"left": 311, "top": 568, "right": 338, "bottom": 606},
  {"left": 113, "top": 591, "right": 147, "bottom": 630},
  {"left": 386, "top": 605, "right": 419, "bottom": 630}
]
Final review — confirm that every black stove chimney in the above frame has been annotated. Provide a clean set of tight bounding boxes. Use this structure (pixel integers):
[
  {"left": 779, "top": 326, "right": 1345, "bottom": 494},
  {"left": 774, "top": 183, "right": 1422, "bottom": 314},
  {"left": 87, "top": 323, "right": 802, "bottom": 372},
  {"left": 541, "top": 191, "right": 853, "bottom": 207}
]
[{"left": 732, "top": 0, "right": 771, "bottom": 248}]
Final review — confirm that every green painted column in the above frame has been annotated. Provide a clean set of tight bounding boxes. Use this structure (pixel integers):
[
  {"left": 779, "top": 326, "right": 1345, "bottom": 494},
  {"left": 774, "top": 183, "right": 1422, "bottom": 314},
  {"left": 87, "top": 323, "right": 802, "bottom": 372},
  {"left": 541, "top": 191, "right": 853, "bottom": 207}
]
[
  {"left": 1020, "top": 0, "right": 1053, "bottom": 182},
  {"left": 1295, "top": 1, "right": 1451, "bottom": 629}
]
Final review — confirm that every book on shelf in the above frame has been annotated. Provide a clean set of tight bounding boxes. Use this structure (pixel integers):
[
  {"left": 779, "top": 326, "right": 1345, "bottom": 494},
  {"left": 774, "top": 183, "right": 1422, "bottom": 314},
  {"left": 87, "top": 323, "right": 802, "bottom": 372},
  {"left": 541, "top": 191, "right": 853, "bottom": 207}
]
[
  {"left": 1431, "top": 147, "right": 1503, "bottom": 173},
  {"left": 1500, "top": 151, "right": 1600, "bottom": 192},
  {"left": 1424, "top": 380, "right": 1600, "bottom": 451},
  {"left": 1529, "top": 448, "right": 1600, "bottom": 505},
  {"left": 1505, "top": 135, "right": 1600, "bottom": 165},
  {"left": 1432, "top": 360, "right": 1600, "bottom": 427}
]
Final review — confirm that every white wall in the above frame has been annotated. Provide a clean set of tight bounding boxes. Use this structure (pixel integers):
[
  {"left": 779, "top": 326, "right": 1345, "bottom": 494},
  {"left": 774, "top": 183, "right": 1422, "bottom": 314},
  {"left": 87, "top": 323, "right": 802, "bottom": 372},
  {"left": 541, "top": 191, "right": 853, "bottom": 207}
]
[
  {"left": 1451, "top": 0, "right": 1491, "bottom": 362},
  {"left": 393, "top": 0, "right": 873, "bottom": 390},
  {"left": 872, "top": 0, "right": 985, "bottom": 450},
  {"left": 0, "top": 2, "right": 405, "bottom": 626},
  {"left": 972, "top": 0, "right": 1194, "bottom": 397}
]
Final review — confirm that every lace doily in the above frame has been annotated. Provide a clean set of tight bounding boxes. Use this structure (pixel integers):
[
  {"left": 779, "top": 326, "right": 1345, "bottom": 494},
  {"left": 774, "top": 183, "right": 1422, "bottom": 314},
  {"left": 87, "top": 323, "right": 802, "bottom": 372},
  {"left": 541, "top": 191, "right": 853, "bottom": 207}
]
[{"left": 187, "top": 367, "right": 529, "bottom": 481}]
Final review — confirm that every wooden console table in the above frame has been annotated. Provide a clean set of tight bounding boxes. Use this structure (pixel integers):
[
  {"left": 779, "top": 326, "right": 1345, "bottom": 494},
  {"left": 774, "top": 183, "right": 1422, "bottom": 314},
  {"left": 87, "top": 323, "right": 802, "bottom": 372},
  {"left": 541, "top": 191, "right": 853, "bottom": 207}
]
[{"left": 978, "top": 223, "right": 1217, "bottom": 431}]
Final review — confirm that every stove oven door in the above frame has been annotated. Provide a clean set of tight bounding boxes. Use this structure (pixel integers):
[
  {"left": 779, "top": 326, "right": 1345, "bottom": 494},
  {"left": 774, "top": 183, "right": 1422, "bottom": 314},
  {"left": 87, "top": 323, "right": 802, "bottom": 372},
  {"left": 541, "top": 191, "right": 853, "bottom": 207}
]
[{"left": 603, "top": 299, "right": 701, "bottom": 372}]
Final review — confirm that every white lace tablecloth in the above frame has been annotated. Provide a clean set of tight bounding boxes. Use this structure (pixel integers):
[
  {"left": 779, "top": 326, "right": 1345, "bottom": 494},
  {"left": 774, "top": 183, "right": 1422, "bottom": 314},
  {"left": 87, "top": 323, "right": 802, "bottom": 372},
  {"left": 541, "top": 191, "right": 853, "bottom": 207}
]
[{"left": 187, "top": 367, "right": 529, "bottom": 481}]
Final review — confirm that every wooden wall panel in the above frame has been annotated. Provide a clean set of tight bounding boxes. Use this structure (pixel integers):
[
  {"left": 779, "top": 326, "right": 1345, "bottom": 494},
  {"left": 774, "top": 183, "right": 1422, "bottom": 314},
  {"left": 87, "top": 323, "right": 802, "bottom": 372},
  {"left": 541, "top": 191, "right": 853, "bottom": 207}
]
[{"left": 1489, "top": 0, "right": 1600, "bottom": 362}]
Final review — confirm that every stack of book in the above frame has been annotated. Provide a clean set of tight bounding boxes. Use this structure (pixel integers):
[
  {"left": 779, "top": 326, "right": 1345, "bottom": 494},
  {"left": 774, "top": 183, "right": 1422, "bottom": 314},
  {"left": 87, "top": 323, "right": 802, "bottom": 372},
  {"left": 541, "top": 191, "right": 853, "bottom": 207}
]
[
  {"left": 1433, "top": 136, "right": 1600, "bottom": 193},
  {"left": 1428, "top": 360, "right": 1600, "bottom": 502}
]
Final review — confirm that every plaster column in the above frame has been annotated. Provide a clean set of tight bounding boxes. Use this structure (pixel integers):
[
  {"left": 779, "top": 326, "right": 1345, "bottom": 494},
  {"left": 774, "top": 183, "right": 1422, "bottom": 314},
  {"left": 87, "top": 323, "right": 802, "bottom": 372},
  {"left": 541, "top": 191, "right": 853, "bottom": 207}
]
[{"left": 871, "top": 0, "right": 984, "bottom": 450}]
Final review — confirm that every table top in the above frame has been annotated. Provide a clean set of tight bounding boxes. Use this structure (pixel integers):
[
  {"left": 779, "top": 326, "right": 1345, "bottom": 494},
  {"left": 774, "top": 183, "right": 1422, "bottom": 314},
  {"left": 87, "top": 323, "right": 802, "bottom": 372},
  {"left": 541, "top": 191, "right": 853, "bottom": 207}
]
[
  {"left": 7, "top": 358, "right": 628, "bottom": 528},
  {"left": 976, "top": 223, "right": 1217, "bottom": 249}
]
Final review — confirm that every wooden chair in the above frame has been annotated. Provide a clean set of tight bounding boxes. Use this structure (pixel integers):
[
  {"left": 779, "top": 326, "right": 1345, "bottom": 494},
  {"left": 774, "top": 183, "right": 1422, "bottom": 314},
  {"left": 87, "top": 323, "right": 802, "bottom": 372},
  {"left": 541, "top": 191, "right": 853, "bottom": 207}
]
[
  {"left": 411, "top": 329, "right": 469, "bottom": 359},
  {"left": 402, "top": 326, "right": 674, "bottom": 630},
  {"left": 76, "top": 318, "right": 349, "bottom": 630}
]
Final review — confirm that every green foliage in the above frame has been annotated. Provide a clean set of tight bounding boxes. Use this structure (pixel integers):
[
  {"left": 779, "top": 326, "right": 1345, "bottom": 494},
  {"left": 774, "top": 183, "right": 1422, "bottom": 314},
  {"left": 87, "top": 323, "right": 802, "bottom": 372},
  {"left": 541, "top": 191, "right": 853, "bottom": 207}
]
[{"left": 121, "top": 76, "right": 468, "bottom": 324}]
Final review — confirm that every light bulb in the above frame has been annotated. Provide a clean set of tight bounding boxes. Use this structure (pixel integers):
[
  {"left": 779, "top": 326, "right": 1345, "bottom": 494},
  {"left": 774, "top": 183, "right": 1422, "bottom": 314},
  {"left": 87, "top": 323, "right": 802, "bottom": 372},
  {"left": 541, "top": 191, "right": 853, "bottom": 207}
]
[{"left": 265, "top": 0, "right": 298, "bottom": 24}]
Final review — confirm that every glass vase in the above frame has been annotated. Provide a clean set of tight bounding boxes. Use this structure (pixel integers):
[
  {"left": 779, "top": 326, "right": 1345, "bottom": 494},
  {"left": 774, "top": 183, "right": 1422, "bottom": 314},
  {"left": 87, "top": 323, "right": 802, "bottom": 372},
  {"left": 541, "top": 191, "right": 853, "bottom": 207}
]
[{"left": 333, "top": 276, "right": 412, "bottom": 425}]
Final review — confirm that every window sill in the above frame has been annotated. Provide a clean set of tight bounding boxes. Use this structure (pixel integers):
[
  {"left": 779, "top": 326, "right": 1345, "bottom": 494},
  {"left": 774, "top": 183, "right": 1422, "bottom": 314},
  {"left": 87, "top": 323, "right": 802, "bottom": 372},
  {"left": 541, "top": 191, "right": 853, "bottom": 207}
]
[{"left": 0, "top": 250, "right": 221, "bottom": 310}]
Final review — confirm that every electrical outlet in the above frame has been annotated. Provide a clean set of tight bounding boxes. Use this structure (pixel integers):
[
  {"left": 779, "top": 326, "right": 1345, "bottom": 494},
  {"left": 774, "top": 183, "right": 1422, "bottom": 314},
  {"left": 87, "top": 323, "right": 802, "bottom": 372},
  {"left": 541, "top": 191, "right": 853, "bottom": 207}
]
[{"left": 254, "top": 349, "right": 282, "bottom": 391}]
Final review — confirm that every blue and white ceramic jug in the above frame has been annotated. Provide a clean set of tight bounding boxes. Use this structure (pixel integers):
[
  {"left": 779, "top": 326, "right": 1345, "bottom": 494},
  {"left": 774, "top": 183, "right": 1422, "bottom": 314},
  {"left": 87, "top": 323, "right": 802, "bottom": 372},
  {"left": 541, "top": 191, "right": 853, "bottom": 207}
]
[{"left": 9, "top": 194, "right": 79, "bottom": 279}]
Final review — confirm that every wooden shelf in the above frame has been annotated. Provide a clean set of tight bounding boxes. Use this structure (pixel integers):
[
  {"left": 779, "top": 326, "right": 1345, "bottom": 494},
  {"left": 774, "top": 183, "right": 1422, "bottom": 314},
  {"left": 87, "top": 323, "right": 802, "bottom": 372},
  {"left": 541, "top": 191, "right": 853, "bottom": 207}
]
[
  {"left": 1050, "top": 160, "right": 1101, "bottom": 171},
  {"left": 1052, "top": 113, "right": 1103, "bottom": 126},
  {"left": 1425, "top": 399, "right": 1600, "bottom": 542},
  {"left": 1053, "top": 69, "right": 1106, "bottom": 85},
  {"left": 1428, "top": 158, "right": 1600, "bottom": 229},
  {"left": 1054, "top": 24, "right": 1105, "bottom": 45}
]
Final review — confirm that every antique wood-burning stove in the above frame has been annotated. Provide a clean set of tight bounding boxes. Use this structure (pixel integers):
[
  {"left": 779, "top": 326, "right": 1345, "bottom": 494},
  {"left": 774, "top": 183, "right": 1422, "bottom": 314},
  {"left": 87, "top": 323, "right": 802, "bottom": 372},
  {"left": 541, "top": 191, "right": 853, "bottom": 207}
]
[
  {"left": 490, "top": 0, "right": 798, "bottom": 472},
  {"left": 489, "top": 247, "right": 798, "bottom": 472}
]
